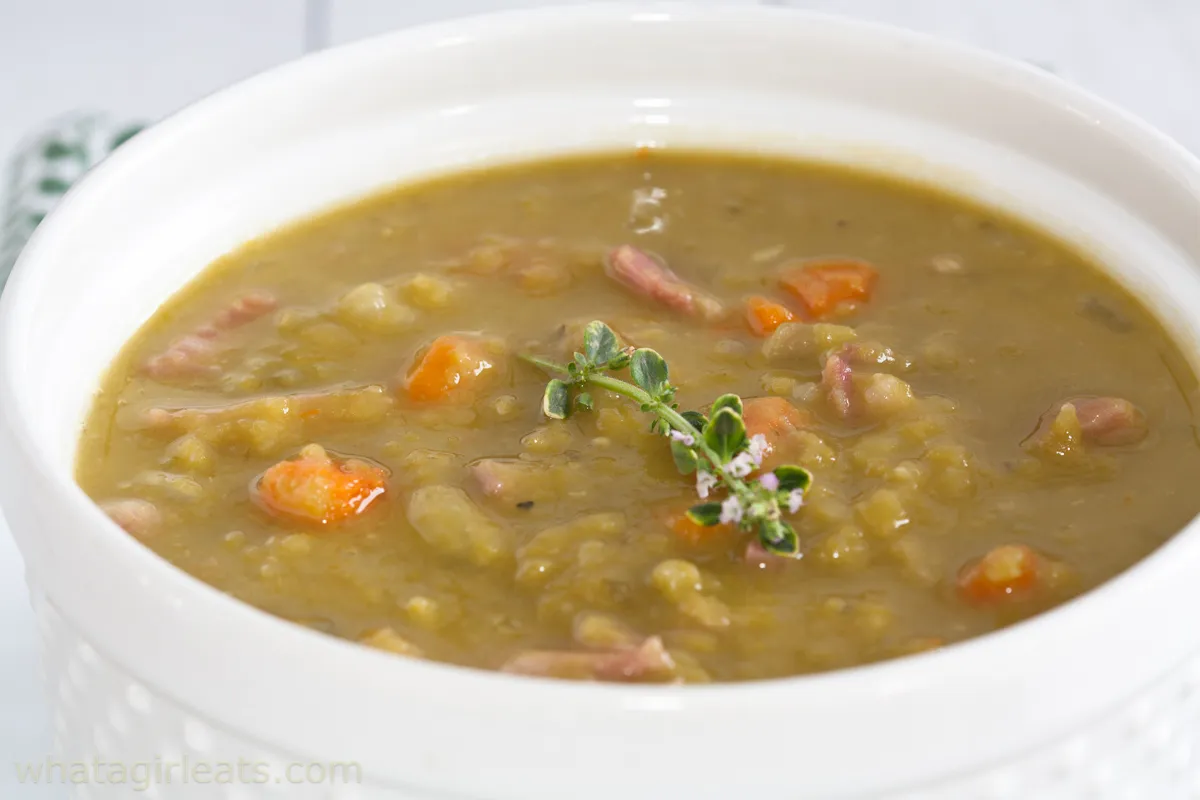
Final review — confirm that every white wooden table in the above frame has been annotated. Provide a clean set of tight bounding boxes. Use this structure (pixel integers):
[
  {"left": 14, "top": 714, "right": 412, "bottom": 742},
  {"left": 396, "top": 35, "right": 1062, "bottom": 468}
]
[{"left": 1, "top": 1, "right": 1196, "bottom": 795}]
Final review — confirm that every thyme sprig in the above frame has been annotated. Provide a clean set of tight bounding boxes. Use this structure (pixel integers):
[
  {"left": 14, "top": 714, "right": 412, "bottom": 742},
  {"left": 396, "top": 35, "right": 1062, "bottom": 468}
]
[{"left": 520, "top": 321, "right": 812, "bottom": 557}]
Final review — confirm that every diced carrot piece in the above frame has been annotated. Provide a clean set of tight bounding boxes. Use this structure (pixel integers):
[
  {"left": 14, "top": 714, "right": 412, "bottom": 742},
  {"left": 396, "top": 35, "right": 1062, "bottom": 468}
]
[
  {"left": 254, "top": 444, "right": 388, "bottom": 526},
  {"left": 745, "top": 296, "right": 796, "bottom": 337},
  {"left": 956, "top": 544, "right": 1039, "bottom": 604},
  {"left": 742, "top": 396, "right": 810, "bottom": 466},
  {"left": 403, "top": 334, "right": 496, "bottom": 402},
  {"left": 666, "top": 511, "right": 733, "bottom": 545},
  {"left": 779, "top": 258, "right": 879, "bottom": 319}
]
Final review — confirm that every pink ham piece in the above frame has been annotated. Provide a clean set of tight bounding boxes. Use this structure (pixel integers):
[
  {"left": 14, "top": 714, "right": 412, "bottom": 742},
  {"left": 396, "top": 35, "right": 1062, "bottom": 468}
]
[
  {"left": 468, "top": 458, "right": 559, "bottom": 509},
  {"left": 1046, "top": 396, "right": 1148, "bottom": 446},
  {"left": 210, "top": 290, "right": 277, "bottom": 331},
  {"left": 501, "top": 636, "right": 675, "bottom": 682},
  {"left": 470, "top": 458, "right": 523, "bottom": 498},
  {"left": 142, "top": 334, "right": 221, "bottom": 380},
  {"left": 822, "top": 349, "right": 854, "bottom": 419},
  {"left": 840, "top": 341, "right": 904, "bottom": 369},
  {"left": 605, "top": 245, "right": 724, "bottom": 321},
  {"left": 1072, "top": 397, "right": 1148, "bottom": 445},
  {"left": 99, "top": 498, "right": 161, "bottom": 539},
  {"left": 143, "top": 290, "right": 277, "bottom": 380}
]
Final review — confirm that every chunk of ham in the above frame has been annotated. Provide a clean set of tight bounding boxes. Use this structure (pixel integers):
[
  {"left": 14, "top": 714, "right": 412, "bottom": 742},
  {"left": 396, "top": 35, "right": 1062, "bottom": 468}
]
[
  {"left": 501, "top": 636, "right": 675, "bottom": 682},
  {"left": 142, "top": 290, "right": 277, "bottom": 380},
  {"left": 1031, "top": 396, "right": 1148, "bottom": 448},
  {"left": 470, "top": 459, "right": 514, "bottom": 498},
  {"left": 605, "top": 245, "right": 724, "bottom": 321},
  {"left": 208, "top": 290, "right": 278, "bottom": 331},
  {"left": 822, "top": 349, "right": 855, "bottom": 419},
  {"left": 841, "top": 341, "right": 907, "bottom": 370},
  {"left": 99, "top": 498, "right": 161, "bottom": 539},
  {"left": 1071, "top": 397, "right": 1148, "bottom": 445},
  {"left": 469, "top": 457, "right": 561, "bottom": 507},
  {"left": 142, "top": 334, "right": 221, "bottom": 380},
  {"left": 468, "top": 460, "right": 506, "bottom": 496}
]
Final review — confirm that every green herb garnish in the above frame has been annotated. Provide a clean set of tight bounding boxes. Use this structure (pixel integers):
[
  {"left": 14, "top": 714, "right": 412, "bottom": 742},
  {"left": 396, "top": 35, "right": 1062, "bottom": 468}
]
[{"left": 521, "top": 321, "right": 812, "bottom": 558}]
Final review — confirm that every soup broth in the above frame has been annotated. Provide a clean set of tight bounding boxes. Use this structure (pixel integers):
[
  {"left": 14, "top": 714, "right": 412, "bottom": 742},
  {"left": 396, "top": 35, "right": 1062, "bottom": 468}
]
[{"left": 77, "top": 152, "right": 1200, "bottom": 682}]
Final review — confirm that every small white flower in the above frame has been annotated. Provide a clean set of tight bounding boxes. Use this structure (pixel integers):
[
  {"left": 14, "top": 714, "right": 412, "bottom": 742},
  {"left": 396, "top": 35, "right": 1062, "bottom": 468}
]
[
  {"left": 746, "top": 434, "right": 769, "bottom": 467},
  {"left": 695, "top": 470, "right": 718, "bottom": 499},
  {"left": 725, "top": 452, "right": 756, "bottom": 478},
  {"left": 668, "top": 430, "right": 695, "bottom": 446},
  {"left": 719, "top": 495, "right": 744, "bottom": 525},
  {"left": 787, "top": 489, "right": 805, "bottom": 514},
  {"left": 759, "top": 472, "right": 780, "bottom": 492}
]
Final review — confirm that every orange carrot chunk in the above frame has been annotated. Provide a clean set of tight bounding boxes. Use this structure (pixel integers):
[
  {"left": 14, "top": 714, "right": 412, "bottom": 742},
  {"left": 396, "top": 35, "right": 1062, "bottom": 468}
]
[
  {"left": 404, "top": 334, "right": 496, "bottom": 402},
  {"left": 745, "top": 296, "right": 796, "bottom": 337},
  {"left": 666, "top": 510, "right": 734, "bottom": 545},
  {"left": 956, "top": 544, "right": 1039, "bottom": 604},
  {"left": 742, "top": 396, "right": 809, "bottom": 467},
  {"left": 254, "top": 444, "right": 388, "bottom": 526},
  {"left": 779, "top": 258, "right": 879, "bottom": 319}
]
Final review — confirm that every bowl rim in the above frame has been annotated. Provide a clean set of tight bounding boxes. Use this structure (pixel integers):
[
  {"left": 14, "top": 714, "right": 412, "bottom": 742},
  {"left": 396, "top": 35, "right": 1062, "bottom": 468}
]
[{"left": 3, "top": 0, "right": 1200, "bottom": 755}]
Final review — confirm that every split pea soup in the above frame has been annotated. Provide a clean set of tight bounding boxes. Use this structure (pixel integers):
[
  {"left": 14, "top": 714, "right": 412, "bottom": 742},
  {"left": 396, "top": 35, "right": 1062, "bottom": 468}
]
[{"left": 77, "top": 151, "right": 1200, "bottom": 683}]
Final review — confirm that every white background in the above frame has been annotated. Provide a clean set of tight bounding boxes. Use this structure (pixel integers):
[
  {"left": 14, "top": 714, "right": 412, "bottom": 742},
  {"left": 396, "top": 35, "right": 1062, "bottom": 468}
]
[{"left": 1, "top": 1, "right": 1197, "bottom": 796}]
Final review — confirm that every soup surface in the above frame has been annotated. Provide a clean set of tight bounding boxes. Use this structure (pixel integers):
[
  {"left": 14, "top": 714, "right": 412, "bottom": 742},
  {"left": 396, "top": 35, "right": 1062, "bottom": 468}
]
[{"left": 78, "top": 152, "right": 1200, "bottom": 682}]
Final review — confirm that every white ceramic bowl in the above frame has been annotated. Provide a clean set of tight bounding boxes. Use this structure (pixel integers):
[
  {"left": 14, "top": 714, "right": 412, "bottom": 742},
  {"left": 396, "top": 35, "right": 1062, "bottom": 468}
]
[{"left": 3, "top": 4, "right": 1200, "bottom": 799}]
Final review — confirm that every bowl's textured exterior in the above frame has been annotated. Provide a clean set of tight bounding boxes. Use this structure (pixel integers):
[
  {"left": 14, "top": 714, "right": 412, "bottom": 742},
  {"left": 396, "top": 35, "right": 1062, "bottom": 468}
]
[
  {"left": 35, "top": 581, "right": 1200, "bottom": 799},
  {"left": 32, "top": 587, "right": 1200, "bottom": 800}
]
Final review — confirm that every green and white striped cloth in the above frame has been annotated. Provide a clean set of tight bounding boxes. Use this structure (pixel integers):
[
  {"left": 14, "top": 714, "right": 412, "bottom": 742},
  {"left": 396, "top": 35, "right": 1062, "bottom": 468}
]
[{"left": 0, "top": 113, "right": 145, "bottom": 284}]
